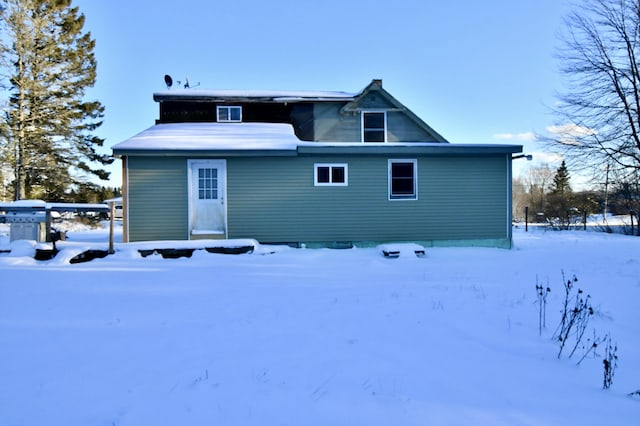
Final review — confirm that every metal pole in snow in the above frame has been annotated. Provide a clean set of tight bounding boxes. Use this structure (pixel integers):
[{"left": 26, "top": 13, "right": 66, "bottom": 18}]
[{"left": 109, "top": 202, "right": 115, "bottom": 254}]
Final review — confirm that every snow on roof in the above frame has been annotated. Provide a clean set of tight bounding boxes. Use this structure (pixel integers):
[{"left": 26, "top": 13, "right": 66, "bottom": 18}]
[
  {"left": 153, "top": 89, "right": 357, "bottom": 102},
  {"left": 4, "top": 199, "right": 47, "bottom": 208},
  {"left": 112, "top": 122, "right": 523, "bottom": 156},
  {"left": 0, "top": 201, "right": 109, "bottom": 213},
  {"left": 112, "top": 122, "right": 301, "bottom": 152}
]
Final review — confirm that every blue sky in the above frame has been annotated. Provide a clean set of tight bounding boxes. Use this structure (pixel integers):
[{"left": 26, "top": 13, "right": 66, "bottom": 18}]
[{"left": 74, "top": 0, "right": 573, "bottom": 187}]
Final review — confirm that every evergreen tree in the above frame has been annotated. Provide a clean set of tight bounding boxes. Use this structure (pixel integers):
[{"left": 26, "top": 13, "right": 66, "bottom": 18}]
[
  {"left": 547, "top": 160, "right": 575, "bottom": 226},
  {"left": 0, "top": 0, "right": 111, "bottom": 201},
  {"left": 551, "top": 160, "right": 572, "bottom": 195}
]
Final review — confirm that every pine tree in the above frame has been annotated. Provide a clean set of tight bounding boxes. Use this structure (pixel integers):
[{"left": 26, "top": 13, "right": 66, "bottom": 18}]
[
  {"left": 0, "top": 0, "right": 111, "bottom": 201},
  {"left": 551, "top": 161, "right": 572, "bottom": 195},
  {"left": 547, "top": 160, "right": 575, "bottom": 227}
]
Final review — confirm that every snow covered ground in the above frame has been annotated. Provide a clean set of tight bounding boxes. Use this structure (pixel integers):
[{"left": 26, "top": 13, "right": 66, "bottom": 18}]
[{"left": 0, "top": 224, "right": 638, "bottom": 425}]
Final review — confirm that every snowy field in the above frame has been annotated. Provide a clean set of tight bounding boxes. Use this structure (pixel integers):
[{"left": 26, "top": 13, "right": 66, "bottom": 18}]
[{"left": 0, "top": 224, "right": 639, "bottom": 425}]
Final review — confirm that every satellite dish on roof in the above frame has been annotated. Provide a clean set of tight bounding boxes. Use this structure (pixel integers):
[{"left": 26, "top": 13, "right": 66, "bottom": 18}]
[{"left": 164, "top": 74, "right": 173, "bottom": 89}]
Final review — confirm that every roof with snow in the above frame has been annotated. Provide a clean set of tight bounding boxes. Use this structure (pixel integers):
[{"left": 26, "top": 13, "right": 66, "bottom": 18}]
[
  {"left": 153, "top": 89, "right": 357, "bottom": 103},
  {"left": 112, "top": 122, "right": 522, "bottom": 157},
  {"left": 0, "top": 200, "right": 109, "bottom": 213},
  {"left": 112, "top": 123, "right": 301, "bottom": 155}
]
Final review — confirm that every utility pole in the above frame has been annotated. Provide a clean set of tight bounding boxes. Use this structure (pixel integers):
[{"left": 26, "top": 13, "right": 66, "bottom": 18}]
[{"left": 603, "top": 163, "right": 610, "bottom": 225}]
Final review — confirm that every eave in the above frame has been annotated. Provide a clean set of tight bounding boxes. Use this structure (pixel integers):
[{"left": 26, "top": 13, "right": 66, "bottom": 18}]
[
  {"left": 153, "top": 90, "right": 356, "bottom": 104},
  {"left": 296, "top": 143, "right": 523, "bottom": 156},
  {"left": 112, "top": 148, "right": 298, "bottom": 157},
  {"left": 114, "top": 143, "right": 522, "bottom": 158}
]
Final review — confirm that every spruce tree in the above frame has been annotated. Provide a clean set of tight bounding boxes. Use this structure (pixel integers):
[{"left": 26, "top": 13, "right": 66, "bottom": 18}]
[
  {"left": 0, "top": 0, "right": 111, "bottom": 201},
  {"left": 551, "top": 160, "right": 572, "bottom": 195},
  {"left": 547, "top": 160, "right": 574, "bottom": 227}
]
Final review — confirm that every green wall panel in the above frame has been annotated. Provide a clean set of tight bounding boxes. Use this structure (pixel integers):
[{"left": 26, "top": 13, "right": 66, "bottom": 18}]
[
  {"left": 127, "top": 157, "right": 188, "bottom": 241},
  {"left": 226, "top": 155, "right": 508, "bottom": 243},
  {"left": 125, "top": 154, "right": 509, "bottom": 245}
]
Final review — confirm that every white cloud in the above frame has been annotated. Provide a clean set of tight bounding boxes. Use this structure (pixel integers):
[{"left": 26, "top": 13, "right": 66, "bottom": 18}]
[
  {"left": 492, "top": 132, "right": 536, "bottom": 141},
  {"left": 546, "top": 124, "right": 596, "bottom": 137}
]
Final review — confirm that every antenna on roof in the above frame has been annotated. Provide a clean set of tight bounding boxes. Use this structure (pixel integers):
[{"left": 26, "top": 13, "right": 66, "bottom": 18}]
[
  {"left": 166, "top": 74, "right": 201, "bottom": 90},
  {"left": 164, "top": 74, "right": 173, "bottom": 89},
  {"left": 182, "top": 76, "right": 200, "bottom": 89}
]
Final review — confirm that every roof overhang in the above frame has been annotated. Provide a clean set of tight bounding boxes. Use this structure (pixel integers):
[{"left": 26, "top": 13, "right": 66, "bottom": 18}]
[
  {"left": 153, "top": 89, "right": 356, "bottom": 103},
  {"left": 0, "top": 201, "right": 110, "bottom": 213},
  {"left": 112, "top": 122, "right": 522, "bottom": 158},
  {"left": 113, "top": 148, "right": 298, "bottom": 157},
  {"left": 297, "top": 143, "right": 522, "bottom": 156},
  {"left": 112, "top": 123, "right": 301, "bottom": 157}
]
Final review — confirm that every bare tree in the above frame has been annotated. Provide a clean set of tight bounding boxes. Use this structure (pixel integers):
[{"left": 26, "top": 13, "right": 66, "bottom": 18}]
[
  {"left": 523, "top": 164, "right": 556, "bottom": 220},
  {"left": 547, "top": 0, "right": 640, "bottom": 180},
  {"left": 512, "top": 176, "right": 529, "bottom": 222}
]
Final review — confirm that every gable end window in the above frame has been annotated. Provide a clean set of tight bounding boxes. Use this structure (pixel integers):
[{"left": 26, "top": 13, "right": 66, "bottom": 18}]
[
  {"left": 217, "top": 106, "right": 242, "bottom": 122},
  {"left": 362, "top": 111, "right": 386, "bottom": 142},
  {"left": 388, "top": 159, "right": 417, "bottom": 200},
  {"left": 314, "top": 164, "right": 348, "bottom": 186}
]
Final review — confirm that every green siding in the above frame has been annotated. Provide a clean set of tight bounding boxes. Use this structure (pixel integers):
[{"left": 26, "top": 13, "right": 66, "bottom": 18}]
[
  {"left": 357, "top": 91, "right": 395, "bottom": 109},
  {"left": 313, "top": 103, "right": 442, "bottom": 143},
  {"left": 125, "top": 154, "right": 510, "bottom": 245},
  {"left": 127, "top": 157, "right": 188, "bottom": 241},
  {"left": 226, "top": 155, "right": 508, "bottom": 244},
  {"left": 314, "top": 103, "right": 360, "bottom": 141},
  {"left": 387, "top": 111, "right": 436, "bottom": 142}
]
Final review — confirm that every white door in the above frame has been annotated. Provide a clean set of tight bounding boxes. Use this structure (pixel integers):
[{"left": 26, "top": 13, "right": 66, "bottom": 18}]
[{"left": 188, "top": 160, "right": 226, "bottom": 237}]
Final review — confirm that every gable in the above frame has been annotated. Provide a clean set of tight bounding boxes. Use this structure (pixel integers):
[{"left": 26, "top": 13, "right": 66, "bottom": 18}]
[
  {"left": 354, "top": 90, "right": 396, "bottom": 110},
  {"left": 339, "top": 80, "right": 449, "bottom": 143}
]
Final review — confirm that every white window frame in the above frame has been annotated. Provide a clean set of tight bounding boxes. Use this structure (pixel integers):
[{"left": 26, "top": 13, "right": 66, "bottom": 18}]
[
  {"left": 388, "top": 159, "right": 418, "bottom": 200},
  {"left": 361, "top": 111, "right": 387, "bottom": 142},
  {"left": 217, "top": 105, "right": 242, "bottom": 122},
  {"left": 314, "top": 163, "right": 348, "bottom": 186}
]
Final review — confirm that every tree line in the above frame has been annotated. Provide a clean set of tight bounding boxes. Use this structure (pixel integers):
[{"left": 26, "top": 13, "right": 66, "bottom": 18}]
[{"left": 513, "top": 160, "right": 639, "bottom": 231}]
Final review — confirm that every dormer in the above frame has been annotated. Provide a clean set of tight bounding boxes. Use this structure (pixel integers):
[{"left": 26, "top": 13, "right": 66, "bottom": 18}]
[{"left": 151, "top": 80, "right": 448, "bottom": 144}]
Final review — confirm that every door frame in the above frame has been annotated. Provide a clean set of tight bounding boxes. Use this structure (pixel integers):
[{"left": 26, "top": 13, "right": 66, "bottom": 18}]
[{"left": 187, "top": 159, "right": 227, "bottom": 239}]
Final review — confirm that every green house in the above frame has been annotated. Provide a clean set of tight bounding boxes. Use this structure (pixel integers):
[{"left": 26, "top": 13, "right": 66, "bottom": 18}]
[{"left": 112, "top": 79, "right": 522, "bottom": 248}]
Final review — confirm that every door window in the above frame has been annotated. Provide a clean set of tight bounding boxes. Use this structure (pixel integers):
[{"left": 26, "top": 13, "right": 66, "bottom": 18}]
[{"left": 198, "top": 168, "right": 218, "bottom": 200}]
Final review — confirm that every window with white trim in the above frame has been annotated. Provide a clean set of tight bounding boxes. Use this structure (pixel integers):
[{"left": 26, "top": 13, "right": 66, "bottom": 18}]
[
  {"left": 314, "top": 163, "right": 348, "bottom": 186},
  {"left": 217, "top": 106, "right": 242, "bottom": 122},
  {"left": 388, "top": 159, "right": 417, "bottom": 200},
  {"left": 362, "top": 111, "right": 386, "bottom": 142}
]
